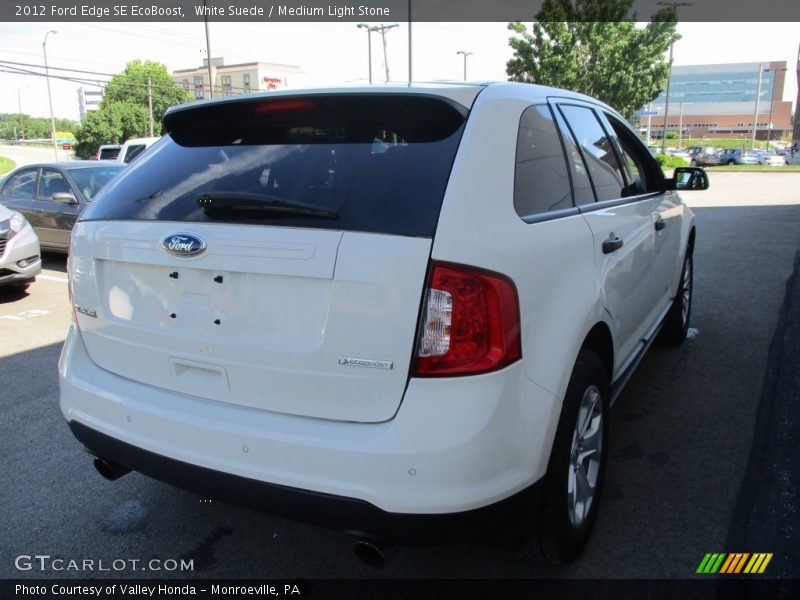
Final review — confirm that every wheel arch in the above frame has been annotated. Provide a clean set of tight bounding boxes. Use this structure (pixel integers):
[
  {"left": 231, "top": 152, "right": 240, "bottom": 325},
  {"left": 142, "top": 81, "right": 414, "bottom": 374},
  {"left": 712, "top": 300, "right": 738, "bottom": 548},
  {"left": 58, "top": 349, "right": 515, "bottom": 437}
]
[{"left": 580, "top": 322, "right": 614, "bottom": 385}]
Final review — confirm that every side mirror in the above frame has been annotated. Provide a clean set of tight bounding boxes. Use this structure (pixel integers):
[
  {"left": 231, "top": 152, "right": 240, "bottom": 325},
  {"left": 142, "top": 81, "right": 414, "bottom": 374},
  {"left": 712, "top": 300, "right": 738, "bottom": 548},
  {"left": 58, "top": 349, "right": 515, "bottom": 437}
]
[
  {"left": 670, "top": 167, "right": 709, "bottom": 191},
  {"left": 52, "top": 192, "right": 78, "bottom": 205}
]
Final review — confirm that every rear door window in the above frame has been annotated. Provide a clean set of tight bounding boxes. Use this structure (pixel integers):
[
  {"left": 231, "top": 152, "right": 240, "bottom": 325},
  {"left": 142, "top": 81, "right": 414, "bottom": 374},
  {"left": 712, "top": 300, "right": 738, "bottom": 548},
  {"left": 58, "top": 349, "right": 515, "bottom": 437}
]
[
  {"left": 37, "top": 169, "right": 71, "bottom": 200},
  {"left": 552, "top": 108, "right": 595, "bottom": 205},
  {"left": 82, "top": 95, "right": 468, "bottom": 238},
  {"left": 558, "top": 104, "right": 627, "bottom": 202}
]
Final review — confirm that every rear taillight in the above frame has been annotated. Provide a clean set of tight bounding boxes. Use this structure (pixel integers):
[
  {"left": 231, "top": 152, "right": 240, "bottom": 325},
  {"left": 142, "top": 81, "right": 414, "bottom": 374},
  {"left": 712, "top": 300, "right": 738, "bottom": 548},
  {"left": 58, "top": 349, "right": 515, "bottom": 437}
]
[{"left": 414, "top": 262, "right": 521, "bottom": 377}]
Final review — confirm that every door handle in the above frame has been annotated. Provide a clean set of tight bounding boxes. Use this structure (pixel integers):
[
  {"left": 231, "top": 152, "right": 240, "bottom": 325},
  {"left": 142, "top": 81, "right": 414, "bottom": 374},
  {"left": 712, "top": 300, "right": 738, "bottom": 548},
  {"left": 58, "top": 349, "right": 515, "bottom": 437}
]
[
  {"left": 654, "top": 219, "right": 667, "bottom": 231},
  {"left": 602, "top": 237, "right": 624, "bottom": 254}
]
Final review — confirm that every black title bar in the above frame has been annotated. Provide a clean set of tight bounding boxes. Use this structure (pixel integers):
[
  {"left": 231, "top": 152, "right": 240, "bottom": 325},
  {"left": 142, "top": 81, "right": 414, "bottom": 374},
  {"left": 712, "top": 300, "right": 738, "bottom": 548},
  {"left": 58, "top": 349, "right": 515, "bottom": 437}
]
[{"left": 1, "top": 0, "right": 799, "bottom": 22}]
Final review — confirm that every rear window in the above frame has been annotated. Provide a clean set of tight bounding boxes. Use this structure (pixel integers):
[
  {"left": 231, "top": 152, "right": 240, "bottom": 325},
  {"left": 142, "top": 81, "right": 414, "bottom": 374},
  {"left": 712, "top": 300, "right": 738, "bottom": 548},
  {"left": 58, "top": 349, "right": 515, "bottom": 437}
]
[
  {"left": 98, "top": 147, "right": 120, "bottom": 160},
  {"left": 82, "top": 94, "right": 468, "bottom": 238},
  {"left": 68, "top": 166, "right": 123, "bottom": 201}
]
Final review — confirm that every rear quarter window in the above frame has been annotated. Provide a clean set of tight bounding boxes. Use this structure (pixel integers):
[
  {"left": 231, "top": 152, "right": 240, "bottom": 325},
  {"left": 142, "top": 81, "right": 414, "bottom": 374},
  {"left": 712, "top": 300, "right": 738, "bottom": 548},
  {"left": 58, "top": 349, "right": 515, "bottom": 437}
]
[
  {"left": 83, "top": 94, "right": 468, "bottom": 238},
  {"left": 514, "top": 104, "right": 573, "bottom": 219}
]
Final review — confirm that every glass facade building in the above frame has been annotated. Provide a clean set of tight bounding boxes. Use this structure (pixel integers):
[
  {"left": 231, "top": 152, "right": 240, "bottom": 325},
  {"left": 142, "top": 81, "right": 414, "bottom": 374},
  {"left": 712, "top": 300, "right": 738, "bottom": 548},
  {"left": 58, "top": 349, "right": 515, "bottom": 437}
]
[
  {"left": 653, "top": 69, "right": 776, "bottom": 105},
  {"left": 644, "top": 62, "right": 792, "bottom": 140}
]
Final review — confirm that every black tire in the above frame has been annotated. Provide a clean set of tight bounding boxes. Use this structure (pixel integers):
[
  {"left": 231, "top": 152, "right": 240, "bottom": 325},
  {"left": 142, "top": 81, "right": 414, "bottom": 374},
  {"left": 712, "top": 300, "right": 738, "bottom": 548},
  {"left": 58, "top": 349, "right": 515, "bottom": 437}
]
[
  {"left": 525, "top": 349, "right": 609, "bottom": 564},
  {"left": 659, "top": 250, "right": 693, "bottom": 345},
  {"left": 690, "top": 159, "right": 697, "bottom": 166}
]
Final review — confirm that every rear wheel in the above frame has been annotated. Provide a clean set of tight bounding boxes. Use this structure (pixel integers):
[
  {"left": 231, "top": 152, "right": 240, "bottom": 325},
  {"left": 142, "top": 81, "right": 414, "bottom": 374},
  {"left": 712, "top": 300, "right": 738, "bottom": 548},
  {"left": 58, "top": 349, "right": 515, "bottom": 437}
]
[
  {"left": 525, "top": 349, "right": 609, "bottom": 564},
  {"left": 660, "top": 250, "right": 693, "bottom": 344}
]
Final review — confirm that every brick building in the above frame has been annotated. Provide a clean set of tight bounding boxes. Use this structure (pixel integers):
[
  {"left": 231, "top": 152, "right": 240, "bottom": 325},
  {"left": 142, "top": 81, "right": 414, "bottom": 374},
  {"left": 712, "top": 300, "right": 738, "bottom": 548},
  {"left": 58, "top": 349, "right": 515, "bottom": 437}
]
[
  {"left": 172, "top": 58, "right": 306, "bottom": 100},
  {"left": 644, "top": 61, "right": 793, "bottom": 141}
]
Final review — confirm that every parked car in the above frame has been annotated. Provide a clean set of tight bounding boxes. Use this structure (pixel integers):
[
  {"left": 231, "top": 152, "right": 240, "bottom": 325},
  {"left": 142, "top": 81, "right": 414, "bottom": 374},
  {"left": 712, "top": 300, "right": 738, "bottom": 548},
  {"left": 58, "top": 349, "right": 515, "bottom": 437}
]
[
  {"left": 116, "top": 137, "right": 160, "bottom": 164},
  {"left": 93, "top": 144, "right": 122, "bottom": 161},
  {"left": 688, "top": 147, "right": 722, "bottom": 167},
  {"left": 665, "top": 147, "right": 691, "bottom": 163},
  {"left": 757, "top": 151, "right": 785, "bottom": 166},
  {"left": 718, "top": 148, "right": 759, "bottom": 165},
  {"left": 60, "top": 83, "right": 705, "bottom": 564},
  {"left": 785, "top": 153, "right": 800, "bottom": 166},
  {"left": 0, "top": 203, "right": 41, "bottom": 290},
  {"left": 0, "top": 162, "right": 123, "bottom": 252}
]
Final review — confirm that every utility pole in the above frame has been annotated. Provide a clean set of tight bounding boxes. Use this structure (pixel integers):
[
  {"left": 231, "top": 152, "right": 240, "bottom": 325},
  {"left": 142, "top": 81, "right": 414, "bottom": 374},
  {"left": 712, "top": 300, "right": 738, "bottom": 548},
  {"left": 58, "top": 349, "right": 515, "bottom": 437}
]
[
  {"left": 407, "top": 0, "right": 412, "bottom": 84},
  {"left": 147, "top": 78, "right": 154, "bottom": 136},
  {"left": 456, "top": 50, "right": 473, "bottom": 81},
  {"left": 43, "top": 29, "right": 59, "bottom": 160},
  {"left": 203, "top": 0, "right": 213, "bottom": 98},
  {"left": 657, "top": 1, "right": 692, "bottom": 153},
  {"left": 17, "top": 89, "right": 25, "bottom": 140},
  {"left": 751, "top": 64, "right": 764, "bottom": 150},
  {"left": 375, "top": 24, "right": 398, "bottom": 82},
  {"left": 356, "top": 23, "right": 374, "bottom": 83}
]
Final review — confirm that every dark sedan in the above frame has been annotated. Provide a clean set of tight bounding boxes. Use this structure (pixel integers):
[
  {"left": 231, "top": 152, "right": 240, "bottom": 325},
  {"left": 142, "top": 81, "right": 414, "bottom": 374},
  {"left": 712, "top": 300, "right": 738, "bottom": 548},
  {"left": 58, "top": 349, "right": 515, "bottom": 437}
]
[{"left": 0, "top": 161, "right": 122, "bottom": 252}]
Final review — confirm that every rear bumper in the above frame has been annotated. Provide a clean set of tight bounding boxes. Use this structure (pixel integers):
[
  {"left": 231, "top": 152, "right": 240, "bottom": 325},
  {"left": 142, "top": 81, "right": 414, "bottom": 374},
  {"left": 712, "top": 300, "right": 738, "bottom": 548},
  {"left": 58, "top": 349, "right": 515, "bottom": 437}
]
[
  {"left": 69, "top": 420, "right": 540, "bottom": 543},
  {"left": 59, "top": 324, "right": 560, "bottom": 540}
]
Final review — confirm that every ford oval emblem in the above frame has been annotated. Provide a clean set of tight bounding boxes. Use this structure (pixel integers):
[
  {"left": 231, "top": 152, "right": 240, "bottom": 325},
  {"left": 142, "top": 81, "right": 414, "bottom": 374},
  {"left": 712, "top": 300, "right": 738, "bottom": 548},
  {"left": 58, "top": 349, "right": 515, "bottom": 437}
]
[{"left": 162, "top": 233, "right": 207, "bottom": 257}]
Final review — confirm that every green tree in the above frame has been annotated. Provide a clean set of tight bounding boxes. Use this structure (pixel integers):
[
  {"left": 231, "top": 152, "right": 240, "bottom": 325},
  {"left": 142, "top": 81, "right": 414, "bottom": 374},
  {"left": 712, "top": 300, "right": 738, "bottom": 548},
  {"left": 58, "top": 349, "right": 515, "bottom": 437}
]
[
  {"left": 507, "top": 0, "right": 679, "bottom": 119},
  {"left": 73, "top": 60, "right": 192, "bottom": 158},
  {"left": 103, "top": 60, "right": 193, "bottom": 131},
  {"left": 0, "top": 113, "right": 78, "bottom": 140}
]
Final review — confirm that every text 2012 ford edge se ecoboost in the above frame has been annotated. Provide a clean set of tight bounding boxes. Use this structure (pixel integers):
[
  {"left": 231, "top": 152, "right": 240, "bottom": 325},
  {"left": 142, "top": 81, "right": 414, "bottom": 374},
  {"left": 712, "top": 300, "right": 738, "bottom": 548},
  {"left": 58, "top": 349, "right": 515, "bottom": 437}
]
[{"left": 59, "top": 82, "right": 707, "bottom": 564}]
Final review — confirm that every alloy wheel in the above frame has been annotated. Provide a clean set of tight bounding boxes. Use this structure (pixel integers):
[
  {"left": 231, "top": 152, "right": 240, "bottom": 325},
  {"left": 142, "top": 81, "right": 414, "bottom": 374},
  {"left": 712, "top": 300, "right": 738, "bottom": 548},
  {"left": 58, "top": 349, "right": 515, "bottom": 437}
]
[{"left": 567, "top": 385, "right": 603, "bottom": 528}]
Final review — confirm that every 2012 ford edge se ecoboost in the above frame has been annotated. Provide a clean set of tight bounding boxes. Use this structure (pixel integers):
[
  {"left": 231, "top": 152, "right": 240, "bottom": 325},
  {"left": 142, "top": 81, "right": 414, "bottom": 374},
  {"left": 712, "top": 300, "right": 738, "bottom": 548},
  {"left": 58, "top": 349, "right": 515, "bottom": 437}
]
[{"left": 59, "top": 82, "right": 707, "bottom": 564}]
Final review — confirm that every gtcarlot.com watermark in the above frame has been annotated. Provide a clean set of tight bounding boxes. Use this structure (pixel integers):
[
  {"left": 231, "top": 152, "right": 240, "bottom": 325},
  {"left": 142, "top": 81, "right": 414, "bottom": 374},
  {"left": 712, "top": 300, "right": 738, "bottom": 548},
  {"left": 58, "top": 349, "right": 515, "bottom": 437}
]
[{"left": 14, "top": 554, "right": 194, "bottom": 573}]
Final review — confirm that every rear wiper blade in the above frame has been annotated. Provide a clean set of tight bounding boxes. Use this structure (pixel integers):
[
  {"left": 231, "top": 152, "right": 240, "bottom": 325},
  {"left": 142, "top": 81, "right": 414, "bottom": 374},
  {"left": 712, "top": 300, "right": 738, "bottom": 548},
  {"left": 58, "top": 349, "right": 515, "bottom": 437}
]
[{"left": 196, "top": 192, "right": 339, "bottom": 219}]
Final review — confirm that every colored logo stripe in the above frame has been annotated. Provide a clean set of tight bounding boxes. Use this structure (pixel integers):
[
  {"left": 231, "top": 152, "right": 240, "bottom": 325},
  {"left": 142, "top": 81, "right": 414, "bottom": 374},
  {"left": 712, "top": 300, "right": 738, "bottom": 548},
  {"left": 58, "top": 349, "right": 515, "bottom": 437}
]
[
  {"left": 697, "top": 553, "right": 773, "bottom": 574},
  {"left": 720, "top": 553, "right": 749, "bottom": 573},
  {"left": 697, "top": 553, "right": 726, "bottom": 574},
  {"left": 744, "top": 553, "right": 773, "bottom": 574}
]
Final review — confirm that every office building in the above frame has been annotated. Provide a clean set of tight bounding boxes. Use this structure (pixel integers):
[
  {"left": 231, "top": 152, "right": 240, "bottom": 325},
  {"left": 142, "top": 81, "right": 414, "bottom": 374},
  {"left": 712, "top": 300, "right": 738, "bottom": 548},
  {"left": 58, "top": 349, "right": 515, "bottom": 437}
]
[{"left": 644, "top": 61, "right": 792, "bottom": 141}]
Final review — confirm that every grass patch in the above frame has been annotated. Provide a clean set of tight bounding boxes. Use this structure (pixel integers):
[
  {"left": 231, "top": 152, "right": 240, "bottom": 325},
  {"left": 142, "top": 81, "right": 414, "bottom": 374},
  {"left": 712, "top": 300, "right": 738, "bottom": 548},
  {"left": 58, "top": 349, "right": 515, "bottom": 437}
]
[
  {"left": 653, "top": 139, "right": 792, "bottom": 151},
  {"left": 707, "top": 165, "right": 800, "bottom": 172},
  {"left": 0, "top": 156, "right": 15, "bottom": 175}
]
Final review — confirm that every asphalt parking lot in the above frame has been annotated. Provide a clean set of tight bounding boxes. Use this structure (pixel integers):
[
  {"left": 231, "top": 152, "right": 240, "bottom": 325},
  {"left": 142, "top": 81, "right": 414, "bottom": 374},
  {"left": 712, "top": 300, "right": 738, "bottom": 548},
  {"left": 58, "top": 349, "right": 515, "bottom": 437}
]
[{"left": 1, "top": 172, "right": 798, "bottom": 585}]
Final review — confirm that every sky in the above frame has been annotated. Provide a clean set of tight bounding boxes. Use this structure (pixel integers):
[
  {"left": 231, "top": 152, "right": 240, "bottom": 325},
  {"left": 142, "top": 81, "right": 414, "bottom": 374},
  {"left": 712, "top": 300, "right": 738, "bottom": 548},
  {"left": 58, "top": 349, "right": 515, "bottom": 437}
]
[{"left": 0, "top": 21, "right": 797, "bottom": 123}]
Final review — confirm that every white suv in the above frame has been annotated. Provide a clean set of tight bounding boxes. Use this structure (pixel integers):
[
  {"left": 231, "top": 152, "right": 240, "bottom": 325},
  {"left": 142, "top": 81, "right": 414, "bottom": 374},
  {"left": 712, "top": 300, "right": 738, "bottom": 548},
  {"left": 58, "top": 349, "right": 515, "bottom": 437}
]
[
  {"left": 115, "top": 136, "right": 160, "bottom": 164},
  {"left": 59, "top": 83, "right": 705, "bottom": 563}
]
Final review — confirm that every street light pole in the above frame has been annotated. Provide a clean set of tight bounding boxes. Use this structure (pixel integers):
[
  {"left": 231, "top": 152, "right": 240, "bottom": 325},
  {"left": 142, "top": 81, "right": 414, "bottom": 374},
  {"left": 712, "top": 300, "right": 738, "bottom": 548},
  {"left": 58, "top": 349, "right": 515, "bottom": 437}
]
[
  {"left": 751, "top": 64, "right": 764, "bottom": 150},
  {"left": 357, "top": 23, "right": 373, "bottom": 84},
  {"left": 657, "top": 1, "right": 692, "bottom": 153},
  {"left": 42, "top": 29, "right": 58, "bottom": 161},
  {"left": 660, "top": 41, "right": 673, "bottom": 153},
  {"left": 456, "top": 50, "right": 473, "bottom": 81},
  {"left": 765, "top": 67, "right": 787, "bottom": 151}
]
